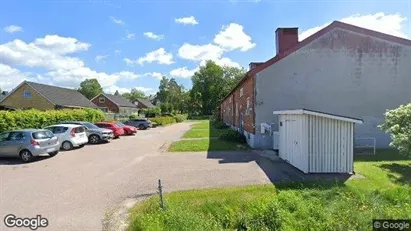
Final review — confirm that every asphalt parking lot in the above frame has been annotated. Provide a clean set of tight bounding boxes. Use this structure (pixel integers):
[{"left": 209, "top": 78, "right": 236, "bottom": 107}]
[{"left": 0, "top": 122, "right": 275, "bottom": 231}]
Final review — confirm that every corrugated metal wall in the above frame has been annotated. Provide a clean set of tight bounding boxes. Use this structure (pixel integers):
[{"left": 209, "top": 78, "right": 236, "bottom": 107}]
[{"left": 307, "top": 115, "right": 353, "bottom": 173}]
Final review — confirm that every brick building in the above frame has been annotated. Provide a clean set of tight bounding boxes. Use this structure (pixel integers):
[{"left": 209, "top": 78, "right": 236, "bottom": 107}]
[
  {"left": 91, "top": 93, "right": 138, "bottom": 114},
  {"left": 220, "top": 21, "right": 411, "bottom": 149}
]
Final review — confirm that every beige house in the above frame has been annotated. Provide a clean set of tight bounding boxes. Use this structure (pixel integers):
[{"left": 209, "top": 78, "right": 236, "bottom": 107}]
[{"left": 0, "top": 81, "right": 98, "bottom": 111}]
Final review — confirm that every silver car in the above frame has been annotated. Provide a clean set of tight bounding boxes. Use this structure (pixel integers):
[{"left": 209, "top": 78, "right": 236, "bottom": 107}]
[{"left": 0, "top": 129, "right": 60, "bottom": 162}]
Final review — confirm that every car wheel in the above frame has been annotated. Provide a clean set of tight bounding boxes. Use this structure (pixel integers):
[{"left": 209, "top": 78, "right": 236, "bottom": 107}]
[
  {"left": 19, "top": 150, "right": 34, "bottom": 162},
  {"left": 61, "top": 141, "right": 73, "bottom": 151},
  {"left": 138, "top": 124, "right": 145, "bottom": 130},
  {"left": 89, "top": 135, "right": 100, "bottom": 144},
  {"left": 48, "top": 151, "right": 59, "bottom": 157}
]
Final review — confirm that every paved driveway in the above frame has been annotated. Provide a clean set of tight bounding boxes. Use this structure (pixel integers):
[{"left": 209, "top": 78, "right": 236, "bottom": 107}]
[{"left": 0, "top": 122, "right": 276, "bottom": 231}]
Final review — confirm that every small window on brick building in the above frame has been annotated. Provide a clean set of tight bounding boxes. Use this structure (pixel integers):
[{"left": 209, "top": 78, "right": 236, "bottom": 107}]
[
  {"left": 245, "top": 97, "right": 250, "bottom": 115},
  {"left": 99, "top": 97, "right": 105, "bottom": 103},
  {"left": 240, "top": 88, "right": 244, "bottom": 97},
  {"left": 229, "top": 97, "right": 232, "bottom": 103}
]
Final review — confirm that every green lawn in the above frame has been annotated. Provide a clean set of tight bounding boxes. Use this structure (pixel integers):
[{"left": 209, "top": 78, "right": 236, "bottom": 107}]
[
  {"left": 168, "top": 139, "right": 241, "bottom": 152},
  {"left": 191, "top": 120, "right": 210, "bottom": 129},
  {"left": 182, "top": 128, "right": 229, "bottom": 138},
  {"left": 128, "top": 149, "right": 411, "bottom": 231}
]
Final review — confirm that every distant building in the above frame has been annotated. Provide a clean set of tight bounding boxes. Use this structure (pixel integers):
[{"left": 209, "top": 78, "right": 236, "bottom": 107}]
[
  {"left": 91, "top": 93, "right": 139, "bottom": 114},
  {"left": 133, "top": 98, "right": 155, "bottom": 109},
  {"left": 0, "top": 81, "right": 98, "bottom": 110}
]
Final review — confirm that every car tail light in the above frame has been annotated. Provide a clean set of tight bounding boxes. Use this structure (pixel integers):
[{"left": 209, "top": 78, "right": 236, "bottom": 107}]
[
  {"left": 70, "top": 128, "right": 76, "bottom": 137},
  {"left": 30, "top": 139, "right": 40, "bottom": 146}
]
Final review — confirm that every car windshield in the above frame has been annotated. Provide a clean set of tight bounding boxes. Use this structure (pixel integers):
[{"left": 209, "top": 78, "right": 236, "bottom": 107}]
[
  {"left": 116, "top": 122, "right": 125, "bottom": 127},
  {"left": 83, "top": 122, "right": 99, "bottom": 129}
]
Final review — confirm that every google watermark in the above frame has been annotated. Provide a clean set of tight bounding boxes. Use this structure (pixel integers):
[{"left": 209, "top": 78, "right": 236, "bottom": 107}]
[
  {"left": 4, "top": 214, "right": 48, "bottom": 230},
  {"left": 373, "top": 219, "right": 411, "bottom": 231}
]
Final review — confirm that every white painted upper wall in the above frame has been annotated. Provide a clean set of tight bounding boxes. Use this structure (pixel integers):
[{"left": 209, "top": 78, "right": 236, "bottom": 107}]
[{"left": 255, "top": 27, "right": 411, "bottom": 148}]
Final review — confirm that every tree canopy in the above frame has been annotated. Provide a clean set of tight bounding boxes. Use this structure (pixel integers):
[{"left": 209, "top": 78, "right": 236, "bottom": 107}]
[
  {"left": 122, "top": 88, "right": 148, "bottom": 102},
  {"left": 78, "top": 79, "right": 103, "bottom": 99}
]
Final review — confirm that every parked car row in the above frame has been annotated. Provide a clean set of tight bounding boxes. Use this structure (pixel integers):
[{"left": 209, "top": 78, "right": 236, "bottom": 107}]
[{"left": 0, "top": 118, "right": 153, "bottom": 162}]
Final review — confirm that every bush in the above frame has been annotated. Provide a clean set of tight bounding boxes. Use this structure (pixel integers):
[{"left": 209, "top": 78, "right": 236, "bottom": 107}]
[
  {"left": 174, "top": 114, "right": 188, "bottom": 123},
  {"left": 139, "top": 106, "right": 161, "bottom": 118},
  {"left": 0, "top": 108, "right": 105, "bottom": 132},
  {"left": 218, "top": 130, "right": 247, "bottom": 143},
  {"left": 188, "top": 114, "right": 213, "bottom": 120},
  {"left": 379, "top": 103, "right": 411, "bottom": 157},
  {"left": 129, "top": 113, "right": 139, "bottom": 120},
  {"left": 150, "top": 116, "right": 177, "bottom": 126},
  {"left": 211, "top": 118, "right": 229, "bottom": 129}
]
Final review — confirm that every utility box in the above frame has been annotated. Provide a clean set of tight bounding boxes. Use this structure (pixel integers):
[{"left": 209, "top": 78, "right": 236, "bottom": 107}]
[{"left": 273, "top": 109, "right": 363, "bottom": 174}]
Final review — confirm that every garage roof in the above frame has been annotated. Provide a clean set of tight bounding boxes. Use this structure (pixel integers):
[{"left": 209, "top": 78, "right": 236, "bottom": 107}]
[{"left": 273, "top": 109, "right": 363, "bottom": 124}]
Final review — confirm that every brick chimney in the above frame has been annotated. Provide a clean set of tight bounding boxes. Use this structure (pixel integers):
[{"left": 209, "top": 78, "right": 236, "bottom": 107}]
[{"left": 275, "top": 27, "right": 299, "bottom": 55}]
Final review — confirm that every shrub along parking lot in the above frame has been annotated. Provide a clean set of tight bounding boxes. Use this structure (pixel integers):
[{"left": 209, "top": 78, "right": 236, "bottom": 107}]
[
  {"left": 0, "top": 108, "right": 105, "bottom": 132},
  {"left": 128, "top": 149, "right": 411, "bottom": 231}
]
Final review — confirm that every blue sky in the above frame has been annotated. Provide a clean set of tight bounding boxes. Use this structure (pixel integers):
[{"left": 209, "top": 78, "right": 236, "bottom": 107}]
[{"left": 1, "top": 0, "right": 410, "bottom": 95}]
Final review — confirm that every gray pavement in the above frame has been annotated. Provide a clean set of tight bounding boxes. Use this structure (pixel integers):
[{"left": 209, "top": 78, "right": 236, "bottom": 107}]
[{"left": 0, "top": 122, "right": 274, "bottom": 231}]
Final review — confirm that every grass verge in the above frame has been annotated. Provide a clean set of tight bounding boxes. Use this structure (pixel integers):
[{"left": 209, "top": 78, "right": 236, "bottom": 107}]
[
  {"left": 128, "top": 149, "right": 411, "bottom": 230},
  {"left": 182, "top": 128, "right": 229, "bottom": 138},
  {"left": 168, "top": 139, "right": 242, "bottom": 152}
]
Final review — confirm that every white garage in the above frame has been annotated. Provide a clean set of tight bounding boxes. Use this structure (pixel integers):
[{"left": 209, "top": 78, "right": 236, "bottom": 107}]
[{"left": 273, "top": 109, "right": 363, "bottom": 174}]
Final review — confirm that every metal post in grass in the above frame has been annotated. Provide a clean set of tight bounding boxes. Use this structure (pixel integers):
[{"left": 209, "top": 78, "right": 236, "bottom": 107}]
[{"left": 158, "top": 179, "right": 165, "bottom": 210}]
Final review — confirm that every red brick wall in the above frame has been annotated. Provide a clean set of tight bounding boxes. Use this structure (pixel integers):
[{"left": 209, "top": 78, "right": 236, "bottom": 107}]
[
  {"left": 91, "top": 95, "right": 119, "bottom": 113},
  {"left": 220, "top": 75, "right": 255, "bottom": 134}
]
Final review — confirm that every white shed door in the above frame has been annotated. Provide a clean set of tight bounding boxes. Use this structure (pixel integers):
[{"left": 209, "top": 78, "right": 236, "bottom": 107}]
[{"left": 280, "top": 118, "right": 305, "bottom": 172}]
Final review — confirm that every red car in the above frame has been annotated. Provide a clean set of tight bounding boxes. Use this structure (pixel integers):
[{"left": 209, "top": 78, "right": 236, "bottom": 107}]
[
  {"left": 114, "top": 121, "right": 137, "bottom": 135},
  {"left": 95, "top": 122, "right": 125, "bottom": 138}
]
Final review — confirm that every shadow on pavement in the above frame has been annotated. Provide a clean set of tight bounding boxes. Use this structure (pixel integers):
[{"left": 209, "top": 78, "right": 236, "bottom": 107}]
[{"left": 0, "top": 156, "right": 51, "bottom": 165}]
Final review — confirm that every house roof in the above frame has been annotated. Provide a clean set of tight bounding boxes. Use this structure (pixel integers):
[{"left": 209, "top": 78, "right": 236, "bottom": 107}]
[
  {"left": 221, "top": 20, "right": 411, "bottom": 103},
  {"left": 0, "top": 81, "right": 98, "bottom": 108},
  {"left": 273, "top": 109, "right": 363, "bottom": 124},
  {"left": 103, "top": 94, "right": 137, "bottom": 108},
  {"left": 135, "top": 98, "right": 155, "bottom": 108},
  {"left": 0, "top": 95, "right": 4, "bottom": 102},
  {"left": 27, "top": 81, "right": 98, "bottom": 108}
]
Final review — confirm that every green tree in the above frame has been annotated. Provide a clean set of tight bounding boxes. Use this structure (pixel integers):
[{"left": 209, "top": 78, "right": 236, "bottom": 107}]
[
  {"left": 78, "top": 79, "right": 103, "bottom": 99},
  {"left": 122, "top": 88, "right": 148, "bottom": 102},
  {"left": 114, "top": 90, "right": 120, "bottom": 96},
  {"left": 189, "top": 61, "right": 246, "bottom": 115},
  {"left": 379, "top": 103, "right": 411, "bottom": 157}
]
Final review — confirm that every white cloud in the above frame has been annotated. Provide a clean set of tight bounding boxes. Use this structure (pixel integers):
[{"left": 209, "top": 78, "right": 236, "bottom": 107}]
[
  {"left": 142, "top": 72, "right": 163, "bottom": 79},
  {"left": 95, "top": 55, "right": 109, "bottom": 63},
  {"left": 175, "top": 16, "right": 199, "bottom": 25},
  {"left": 4, "top": 25, "right": 23, "bottom": 33},
  {"left": 128, "top": 48, "right": 173, "bottom": 65},
  {"left": 114, "top": 49, "right": 122, "bottom": 54},
  {"left": 105, "top": 85, "right": 130, "bottom": 94},
  {"left": 299, "top": 12, "right": 409, "bottom": 41},
  {"left": 178, "top": 43, "right": 223, "bottom": 61},
  {"left": 125, "top": 32, "right": 135, "bottom": 40},
  {"left": 110, "top": 16, "right": 124, "bottom": 25},
  {"left": 144, "top": 32, "right": 164, "bottom": 40},
  {"left": 0, "top": 35, "right": 142, "bottom": 89},
  {"left": 170, "top": 67, "right": 198, "bottom": 79},
  {"left": 33, "top": 35, "right": 91, "bottom": 54},
  {"left": 214, "top": 23, "right": 256, "bottom": 51},
  {"left": 0, "top": 64, "right": 34, "bottom": 90},
  {"left": 135, "top": 86, "right": 155, "bottom": 95}
]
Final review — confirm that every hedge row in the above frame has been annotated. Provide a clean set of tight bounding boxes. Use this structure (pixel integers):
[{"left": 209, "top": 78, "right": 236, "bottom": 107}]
[
  {"left": 150, "top": 114, "right": 188, "bottom": 126},
  {"left": 0, "top": 109, "right": 105, "bottom": 132}
]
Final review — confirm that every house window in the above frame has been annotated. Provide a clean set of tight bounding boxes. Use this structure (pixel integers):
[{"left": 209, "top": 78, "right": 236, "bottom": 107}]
[
  {"left": 245, "top": 97, "right": 250, "bottom": 116},
  {"left": 99, "top": 97, "right": 105, "bottom": 103},
  {"left": 240, "top": 88, "right": 244, "bottom": 97},
  {"left": 23, "top": 90, "right": 32, "bottom": 99}
]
